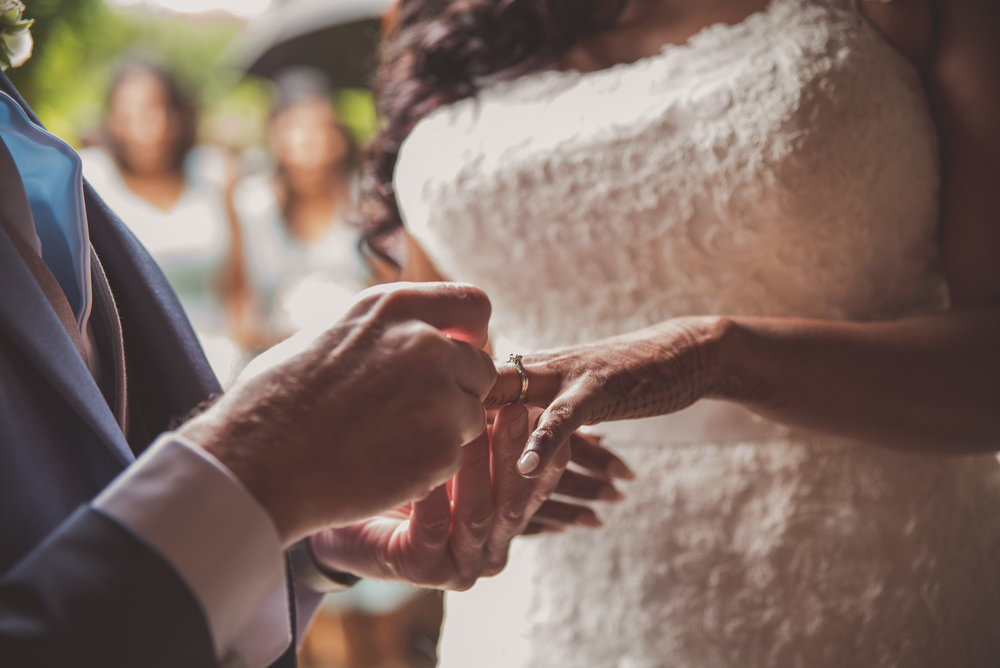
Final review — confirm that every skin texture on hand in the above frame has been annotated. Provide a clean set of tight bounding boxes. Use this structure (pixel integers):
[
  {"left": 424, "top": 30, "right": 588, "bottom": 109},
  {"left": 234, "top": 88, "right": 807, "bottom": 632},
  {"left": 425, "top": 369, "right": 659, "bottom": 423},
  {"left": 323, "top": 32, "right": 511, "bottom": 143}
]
[
  {"left": 488, "top": 305, "right": 1000, "bottom": 480},
  {"left": 178, "top": 282, "right": 496, "bottom": 546},
  {"left": 307, "top": 403, "right": 633, "bottom": 591},
  {"left": 485, "top": 317, "right": 730, "bottom": 476}
]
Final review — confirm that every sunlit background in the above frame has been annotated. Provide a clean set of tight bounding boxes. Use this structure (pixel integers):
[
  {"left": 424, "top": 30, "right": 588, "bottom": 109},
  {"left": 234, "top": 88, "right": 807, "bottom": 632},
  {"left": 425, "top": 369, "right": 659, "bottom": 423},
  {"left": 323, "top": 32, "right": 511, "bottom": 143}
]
[
  {"left": 7, "top": 0, "right": 376, "bottom": 151},
  {"left": 109, "top": 0, "right": 273, "bottom": 19}
]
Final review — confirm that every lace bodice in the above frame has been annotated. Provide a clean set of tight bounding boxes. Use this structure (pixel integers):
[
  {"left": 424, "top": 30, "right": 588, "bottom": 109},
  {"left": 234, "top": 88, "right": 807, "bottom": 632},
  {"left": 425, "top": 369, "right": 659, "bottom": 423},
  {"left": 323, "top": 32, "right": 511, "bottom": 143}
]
[
  {"left": 394, "top": 1, "right": 1000, "bottom": 666},
  {"left": 395, "top": 0, "right": 947, "bottom": 352}
]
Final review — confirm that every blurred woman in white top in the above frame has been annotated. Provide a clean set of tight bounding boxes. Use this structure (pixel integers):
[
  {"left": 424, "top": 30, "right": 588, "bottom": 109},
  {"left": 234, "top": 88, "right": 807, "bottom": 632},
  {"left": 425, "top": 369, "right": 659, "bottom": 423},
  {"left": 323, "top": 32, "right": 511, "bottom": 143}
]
[
  {"left": 228, "top": 67, "right": 366, "bottom": 351},
  {"left": 80, "top": 59, "right": 245, "bottom": 383}
]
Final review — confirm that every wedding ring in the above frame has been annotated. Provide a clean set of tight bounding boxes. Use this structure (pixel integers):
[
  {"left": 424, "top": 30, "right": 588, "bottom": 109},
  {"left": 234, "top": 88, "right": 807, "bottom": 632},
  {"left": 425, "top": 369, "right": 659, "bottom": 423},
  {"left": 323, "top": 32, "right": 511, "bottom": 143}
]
[{"left": 507, "top": 353, "right": 529, "bottom": 403}]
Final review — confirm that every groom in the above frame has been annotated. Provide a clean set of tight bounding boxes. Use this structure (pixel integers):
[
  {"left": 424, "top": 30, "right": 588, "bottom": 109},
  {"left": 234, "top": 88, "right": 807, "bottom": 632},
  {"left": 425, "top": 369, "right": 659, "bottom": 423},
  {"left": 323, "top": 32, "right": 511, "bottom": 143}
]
[{"left": 0, "top": 69, "right": 524, "bottom": 667}]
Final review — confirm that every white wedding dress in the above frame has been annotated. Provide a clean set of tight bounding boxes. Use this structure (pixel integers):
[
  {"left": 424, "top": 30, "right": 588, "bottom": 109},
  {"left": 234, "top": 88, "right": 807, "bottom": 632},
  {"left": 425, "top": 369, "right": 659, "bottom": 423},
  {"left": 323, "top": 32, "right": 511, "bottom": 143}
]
[{"left": 393, "top": 0, "right": 1000, "bottom": 665}]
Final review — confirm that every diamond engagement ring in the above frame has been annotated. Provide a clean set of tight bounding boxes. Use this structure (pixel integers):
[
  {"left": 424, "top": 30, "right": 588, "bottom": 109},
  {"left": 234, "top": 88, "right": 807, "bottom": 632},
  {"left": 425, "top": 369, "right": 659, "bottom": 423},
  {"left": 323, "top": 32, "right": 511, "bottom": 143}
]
[{"left": 507, "top": 353, "right": 529, "bottom": 403}]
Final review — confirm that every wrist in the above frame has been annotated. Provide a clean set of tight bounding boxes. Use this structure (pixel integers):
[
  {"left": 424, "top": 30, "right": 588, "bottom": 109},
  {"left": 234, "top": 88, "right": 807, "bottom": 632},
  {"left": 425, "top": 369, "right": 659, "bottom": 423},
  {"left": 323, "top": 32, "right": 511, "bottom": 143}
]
[
  {"left": 177, "top": 412, "right": 301, "bottom": 546},
  {"left": 289, "top": 537, "right": 361, "bottom": 593},
  {"left": 702, "top": 315, "right": 775, "bottom": 408}
]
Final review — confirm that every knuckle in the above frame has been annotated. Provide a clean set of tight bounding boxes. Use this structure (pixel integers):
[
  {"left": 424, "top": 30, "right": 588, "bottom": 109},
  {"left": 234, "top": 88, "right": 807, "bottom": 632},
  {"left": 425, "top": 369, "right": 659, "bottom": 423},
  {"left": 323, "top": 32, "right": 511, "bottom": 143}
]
[
  {"left": 547, "top": 402, "right": 577, "bottom": 423},
  {"left": 355, "top": 285, "right": 422, "bottom": 324},
  {"left": 446, "top": 281, "right": 491, "bottom": 316},
  {"left": 415, "top": 506, "right": 454, "bottom": 539},
  {"left": 451, "top": 551, "right": 483, "bottom": 579},
  {"left": 346, "top": 286, "right": 386, "bottom": 315},
  {"left": 462, "top": 508, "right": 495, "bottom": 540},
  {"left": 497, "top": 502, "right": 525, "bottom": 527},
  {"left": 485, "top": 548, "right": 510, "bottom": 576},
  {"left": 391, "top": 319, "right": 441, "bottom": 349},
  {"left": 422, "top": 516, "right": 454, "bottom": 538},
  {"left": 373, "top": 284, "right": 416, "bottom": 314},
  {"left": 531, "top": 423, "right": 561, "bottom": 449},
  {"left": 450, "top": 573, "right": 478, "bottom": 592},
  {"left": 530, "top": 488, "right": 553, "bottom": 507}
]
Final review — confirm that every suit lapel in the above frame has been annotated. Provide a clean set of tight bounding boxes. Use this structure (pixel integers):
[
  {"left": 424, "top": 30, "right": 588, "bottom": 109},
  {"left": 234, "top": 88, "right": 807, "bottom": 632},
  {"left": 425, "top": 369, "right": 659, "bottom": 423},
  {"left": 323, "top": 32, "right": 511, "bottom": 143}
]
[
  {"left": 90, "top": 246, "right": 129, "bottom": 433},
  {"left": 1, "top": 70, "right": 220, "bottom": 452},
  {"left": 0, "top": 72, "right": 131, "bottom": 465},
  {"left": 0, "top": 219, "right": 134, "bottom": 466}
]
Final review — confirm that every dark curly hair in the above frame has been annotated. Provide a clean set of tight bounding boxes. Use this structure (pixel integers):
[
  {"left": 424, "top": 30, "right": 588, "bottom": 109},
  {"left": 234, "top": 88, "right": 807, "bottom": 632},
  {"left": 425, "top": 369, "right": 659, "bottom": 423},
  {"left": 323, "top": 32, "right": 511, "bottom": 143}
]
[{"left": 359, "top": 0, "right": 627, "bottom": 269}]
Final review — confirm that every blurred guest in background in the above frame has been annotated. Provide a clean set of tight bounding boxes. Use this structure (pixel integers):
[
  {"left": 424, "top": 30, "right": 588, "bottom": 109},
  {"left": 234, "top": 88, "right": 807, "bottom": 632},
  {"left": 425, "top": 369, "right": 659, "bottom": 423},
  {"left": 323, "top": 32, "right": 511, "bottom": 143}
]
[
  {"left": 80, "top": 59, "right": 245, "bottom": 383},
  {"left": 229, "top": 67, "right": 367, "bottom": 352}
]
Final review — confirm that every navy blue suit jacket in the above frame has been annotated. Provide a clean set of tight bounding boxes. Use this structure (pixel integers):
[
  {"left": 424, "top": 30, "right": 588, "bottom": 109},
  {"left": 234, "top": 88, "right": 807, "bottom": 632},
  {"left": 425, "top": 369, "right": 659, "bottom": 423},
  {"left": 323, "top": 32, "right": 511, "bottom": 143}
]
[{"left": 0, "top": 73, "right": 296, "bottom": 667}]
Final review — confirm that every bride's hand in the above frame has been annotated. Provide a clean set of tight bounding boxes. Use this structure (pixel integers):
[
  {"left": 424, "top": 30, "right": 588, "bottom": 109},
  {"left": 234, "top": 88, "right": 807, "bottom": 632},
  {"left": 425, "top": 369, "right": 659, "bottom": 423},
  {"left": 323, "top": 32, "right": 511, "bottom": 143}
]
[
  {"left": 305, "top": 404, "right": 628, "bottom": 590},
  {"left": 525, "top": 429, "right": 634, "bottom": 534},
  {"left": 485, "top": 317, "right": 726, "bottom": 476}
]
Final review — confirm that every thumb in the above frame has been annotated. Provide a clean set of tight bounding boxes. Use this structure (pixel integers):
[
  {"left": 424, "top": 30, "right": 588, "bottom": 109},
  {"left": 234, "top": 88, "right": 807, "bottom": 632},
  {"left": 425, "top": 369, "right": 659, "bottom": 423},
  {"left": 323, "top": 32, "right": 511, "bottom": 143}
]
[{"left": 517, "top": 393, "right": 586, "bottom": 477}]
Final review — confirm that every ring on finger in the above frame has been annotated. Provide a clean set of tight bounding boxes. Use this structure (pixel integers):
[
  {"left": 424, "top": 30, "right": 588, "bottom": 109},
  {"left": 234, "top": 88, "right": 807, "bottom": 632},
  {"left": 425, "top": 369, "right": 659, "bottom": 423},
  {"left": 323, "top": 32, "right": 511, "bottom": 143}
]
[{"left": 506, "top": 353, "right": 529, "bottom": 403}]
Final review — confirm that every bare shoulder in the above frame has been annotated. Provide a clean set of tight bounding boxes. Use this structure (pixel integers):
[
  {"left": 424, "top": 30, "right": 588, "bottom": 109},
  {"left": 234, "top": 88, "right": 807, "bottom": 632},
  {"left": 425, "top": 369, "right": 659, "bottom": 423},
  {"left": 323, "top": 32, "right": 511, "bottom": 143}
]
[{"left": 859, "top": 0, "right": 935, "bottom": 70}]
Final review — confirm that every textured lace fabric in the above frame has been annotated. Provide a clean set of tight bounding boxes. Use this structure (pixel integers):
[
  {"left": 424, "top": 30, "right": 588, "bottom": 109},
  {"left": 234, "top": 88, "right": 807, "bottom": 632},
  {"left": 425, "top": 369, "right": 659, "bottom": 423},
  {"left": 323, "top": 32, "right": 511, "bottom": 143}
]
[{"left": 394, "top": 0, "right": 1000, "bottom": 665}]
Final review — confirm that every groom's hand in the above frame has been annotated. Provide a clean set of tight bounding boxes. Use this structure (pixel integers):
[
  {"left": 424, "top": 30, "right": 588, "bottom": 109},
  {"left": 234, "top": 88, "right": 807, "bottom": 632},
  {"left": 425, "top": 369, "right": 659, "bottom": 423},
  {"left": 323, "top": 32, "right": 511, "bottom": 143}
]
[
  {"left": 178, "top": 282, "right": 496, "bottom": 546},
  {"left": 307, "top": 404, "right": 597, "bottom": 590}
]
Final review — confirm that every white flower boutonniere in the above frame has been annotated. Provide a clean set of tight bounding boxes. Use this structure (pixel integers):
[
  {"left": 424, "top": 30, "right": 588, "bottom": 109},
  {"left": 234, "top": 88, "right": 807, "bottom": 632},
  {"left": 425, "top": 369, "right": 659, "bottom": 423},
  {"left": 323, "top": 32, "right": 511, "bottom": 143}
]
[{"left": 1, "top": 1, "right": 33, "bottom": 71}]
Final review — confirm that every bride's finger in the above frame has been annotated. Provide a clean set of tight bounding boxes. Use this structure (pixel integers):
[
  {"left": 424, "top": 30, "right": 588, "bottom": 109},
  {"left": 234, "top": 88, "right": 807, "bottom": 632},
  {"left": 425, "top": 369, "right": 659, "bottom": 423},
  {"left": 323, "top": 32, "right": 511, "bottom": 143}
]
[
  {"left": 517, "top": 394, "right": 586, "bottom": 477},
  {"left": 569, "top": 432, "right": 636, "bottom": 480},
  {"left": 483, "top": 358, "right": 560, "bottom": 408},
  {"left": 554, "top": 469, "right": 624, "bottom": 501},
  {"left": 522, "top": 521, "right": 566, "bottom": 536},
  {"left": 530, "top": 499, "right": 603, "bottom": 528}
]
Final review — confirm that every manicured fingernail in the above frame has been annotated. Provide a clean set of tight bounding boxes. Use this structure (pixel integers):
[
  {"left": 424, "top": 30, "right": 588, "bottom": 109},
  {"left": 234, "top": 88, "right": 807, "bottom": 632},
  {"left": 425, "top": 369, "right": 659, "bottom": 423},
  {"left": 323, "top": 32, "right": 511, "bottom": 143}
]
[
  {"left": 517, "top": 451, "right": 540, "bottom": 475},
  {"left": 507, "top": 411, "right": 528, "bottom": 439},
  {"left": 608, "top": 460, "right": 636, "bottom": 480},
  {"left": 577, "top": 512, "right": 603, "bottom": 528},
  {"left": 598, "top": 486, "right": 625, "bottom": 502}
]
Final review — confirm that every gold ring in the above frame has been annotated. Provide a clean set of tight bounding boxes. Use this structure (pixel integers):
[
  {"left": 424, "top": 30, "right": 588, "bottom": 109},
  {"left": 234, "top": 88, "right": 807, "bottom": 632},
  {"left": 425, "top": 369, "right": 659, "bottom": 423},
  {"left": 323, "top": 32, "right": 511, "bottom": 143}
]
[{"left": 507, "top": 353, "right": 529, "bottom": 403}]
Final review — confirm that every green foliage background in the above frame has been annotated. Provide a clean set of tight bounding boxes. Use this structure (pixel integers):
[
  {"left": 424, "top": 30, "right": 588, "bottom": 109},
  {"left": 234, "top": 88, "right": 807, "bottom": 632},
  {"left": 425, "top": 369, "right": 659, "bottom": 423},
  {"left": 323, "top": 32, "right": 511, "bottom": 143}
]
[{"left": 6, "top": 0, "right": 376, "bottom": 150}]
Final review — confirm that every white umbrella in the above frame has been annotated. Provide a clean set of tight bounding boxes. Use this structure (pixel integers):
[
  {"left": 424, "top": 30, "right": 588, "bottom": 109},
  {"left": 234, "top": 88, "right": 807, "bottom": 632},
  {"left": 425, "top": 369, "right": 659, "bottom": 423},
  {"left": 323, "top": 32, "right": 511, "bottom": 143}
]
[{"left": 227, "top": 0, "right": 395, "bottom": 88}]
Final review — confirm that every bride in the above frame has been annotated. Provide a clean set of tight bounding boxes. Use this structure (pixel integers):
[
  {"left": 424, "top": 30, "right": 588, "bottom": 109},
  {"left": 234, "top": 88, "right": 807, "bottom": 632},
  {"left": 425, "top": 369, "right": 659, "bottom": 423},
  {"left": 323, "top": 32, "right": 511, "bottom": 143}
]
[{"left": 361, "top": 0, "right": 1000, "bottom": 665}]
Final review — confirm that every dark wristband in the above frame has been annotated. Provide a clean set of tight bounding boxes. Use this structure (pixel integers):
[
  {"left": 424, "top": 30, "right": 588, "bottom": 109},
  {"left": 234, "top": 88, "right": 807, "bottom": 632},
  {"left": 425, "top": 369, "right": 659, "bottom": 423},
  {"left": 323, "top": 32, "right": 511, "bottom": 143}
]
[{"left": 288, "top": 538, "right": 361, "bottom": 593}]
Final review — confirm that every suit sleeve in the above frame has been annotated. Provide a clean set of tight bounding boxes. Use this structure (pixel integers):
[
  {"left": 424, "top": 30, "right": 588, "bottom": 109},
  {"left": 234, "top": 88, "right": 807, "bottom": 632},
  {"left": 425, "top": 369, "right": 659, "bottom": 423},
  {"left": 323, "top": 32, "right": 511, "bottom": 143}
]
[
  {"left": 0, "top": 435, "right": 299, "bottom": 668},
  {"left": 0, "top": 505, "right": 217, "bottom": 668}
]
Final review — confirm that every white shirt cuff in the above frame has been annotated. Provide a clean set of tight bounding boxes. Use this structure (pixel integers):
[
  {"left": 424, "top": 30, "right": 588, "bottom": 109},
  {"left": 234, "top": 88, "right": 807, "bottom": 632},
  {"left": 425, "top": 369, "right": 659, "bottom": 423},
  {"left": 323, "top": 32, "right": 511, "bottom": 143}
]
[{"left": 93, "top": 433, "right": 291, "bottom": 667}]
